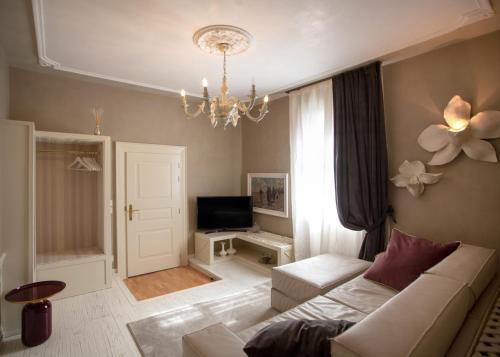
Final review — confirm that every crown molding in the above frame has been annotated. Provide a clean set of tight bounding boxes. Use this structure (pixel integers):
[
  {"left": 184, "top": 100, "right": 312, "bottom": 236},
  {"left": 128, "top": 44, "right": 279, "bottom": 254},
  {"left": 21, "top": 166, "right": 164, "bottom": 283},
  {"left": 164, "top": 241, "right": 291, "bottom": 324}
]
[
  {"left": 31, "top": 0, "right": 495, "bottom": 98},
  {"left": 269, "top": 0, "right": 495, "bottom": 96},
  {"left": 32, "top": 0, "right": 60, "bottom": 69},
  {"left": 31, "top": 0, "right": 202, "bottom": 98},
  {"left": 460, "top": 0, "right": 495, "bottom": 24}
]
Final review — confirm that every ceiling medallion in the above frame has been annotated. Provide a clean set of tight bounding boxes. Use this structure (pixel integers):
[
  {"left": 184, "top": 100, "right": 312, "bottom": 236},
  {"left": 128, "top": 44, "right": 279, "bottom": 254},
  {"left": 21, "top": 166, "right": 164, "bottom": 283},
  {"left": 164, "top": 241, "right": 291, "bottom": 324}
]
[
  {"left": 180, "top": 25, "right": 269, "bottom": 129},
  {"left": 193, "top": 25, "right": 252, "bottom": 56}
]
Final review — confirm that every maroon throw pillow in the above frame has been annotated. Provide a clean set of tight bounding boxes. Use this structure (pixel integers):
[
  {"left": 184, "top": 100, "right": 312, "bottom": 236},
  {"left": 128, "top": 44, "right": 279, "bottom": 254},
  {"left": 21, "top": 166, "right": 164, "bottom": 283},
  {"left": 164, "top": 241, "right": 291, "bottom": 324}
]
[{"left": 363, "top": 229, "right": 460, "bottom": 291}]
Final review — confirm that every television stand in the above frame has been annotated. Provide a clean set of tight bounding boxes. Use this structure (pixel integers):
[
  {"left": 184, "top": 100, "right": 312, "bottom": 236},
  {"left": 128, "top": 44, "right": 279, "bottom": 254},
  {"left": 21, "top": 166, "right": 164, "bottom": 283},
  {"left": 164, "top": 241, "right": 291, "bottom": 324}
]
[
  {"left": 204, "top": 228, "right": 248, "bottom": 234},
  {"left": 193, "top": 230, "right": 293, "bottom": 272}
]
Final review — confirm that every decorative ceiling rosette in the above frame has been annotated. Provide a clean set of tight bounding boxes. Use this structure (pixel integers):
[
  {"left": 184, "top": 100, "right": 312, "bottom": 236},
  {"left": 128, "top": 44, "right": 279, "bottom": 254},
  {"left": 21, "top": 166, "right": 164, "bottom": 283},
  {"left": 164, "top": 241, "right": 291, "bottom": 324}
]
[
  {"left": 417, "top": 95, "right": 500, "bottom": 165},
  {"left": 391, "top": 160, "right": 442, "bottom": 198}
]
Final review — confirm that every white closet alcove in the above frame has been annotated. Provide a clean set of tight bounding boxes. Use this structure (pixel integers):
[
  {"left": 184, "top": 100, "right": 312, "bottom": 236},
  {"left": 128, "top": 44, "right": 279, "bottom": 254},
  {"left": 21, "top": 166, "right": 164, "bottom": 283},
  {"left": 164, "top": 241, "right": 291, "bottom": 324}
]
[{"left": 34, "top": 131, "right": 112, "bottom": 299}]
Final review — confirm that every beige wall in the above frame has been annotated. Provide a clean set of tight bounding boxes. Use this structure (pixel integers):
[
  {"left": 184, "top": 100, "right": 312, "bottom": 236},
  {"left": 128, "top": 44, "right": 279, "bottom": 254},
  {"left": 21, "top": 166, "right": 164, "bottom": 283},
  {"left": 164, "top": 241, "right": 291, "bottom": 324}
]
[
  {"left": 7, "top": 29, "right": 500, "bottom": 258},
  {"left": 242, "top": 30, "right": 500, "bottom": 250},
  {"left": 384, "top": 30, "right": 500, "bottom": 251},
  {"left": 9, "top": 67, "right": 242, "bottom": 257},
  {"left": 241, "top": 96, "right": 293, "bottom": 238}
]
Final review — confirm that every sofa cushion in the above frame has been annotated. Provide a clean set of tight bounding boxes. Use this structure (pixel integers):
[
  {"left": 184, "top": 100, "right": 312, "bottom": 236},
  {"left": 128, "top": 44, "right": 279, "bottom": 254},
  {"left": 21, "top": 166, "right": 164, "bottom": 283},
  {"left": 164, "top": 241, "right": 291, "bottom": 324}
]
[
  {"left": 331, "top": 274, "right": 470, "bottom": 357},
  {"left": 244, "top": 319, "right": 355, "bottom": 357},
  {"left": 237, "top": 295, "right": 366, "bottom": 343},
  {"left": 324, "top": 275, "right": 397, "bottom": 314},
  {"left": 182, "top": 323, "right": 246, "bottom": 357},
  {"left": 425, "top": 244, "right": 497, "bottom": 304},
  {"left": 272, "top": 253, "right": 371, "bottom": 303},
  {"left": 271, "top": 288, "right": 300, "bottom": 312},
  {"left": 363, "top": 229, "right": 460, "bottom": 291}
]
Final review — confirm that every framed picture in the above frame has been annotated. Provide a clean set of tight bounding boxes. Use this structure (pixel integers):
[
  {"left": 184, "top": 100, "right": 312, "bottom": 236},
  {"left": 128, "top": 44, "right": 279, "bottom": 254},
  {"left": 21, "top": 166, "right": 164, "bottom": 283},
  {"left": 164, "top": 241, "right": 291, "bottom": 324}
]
[{"left": 247, "top": 173, "right": 289, "bottom": 218}]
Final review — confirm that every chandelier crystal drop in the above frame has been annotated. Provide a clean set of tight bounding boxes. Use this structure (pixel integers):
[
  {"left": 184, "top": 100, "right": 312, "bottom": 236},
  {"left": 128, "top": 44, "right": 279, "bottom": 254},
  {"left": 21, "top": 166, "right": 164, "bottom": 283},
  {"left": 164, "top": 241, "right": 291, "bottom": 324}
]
[{"left": 180, "top": 25, "right": 269, "bottom": 128}]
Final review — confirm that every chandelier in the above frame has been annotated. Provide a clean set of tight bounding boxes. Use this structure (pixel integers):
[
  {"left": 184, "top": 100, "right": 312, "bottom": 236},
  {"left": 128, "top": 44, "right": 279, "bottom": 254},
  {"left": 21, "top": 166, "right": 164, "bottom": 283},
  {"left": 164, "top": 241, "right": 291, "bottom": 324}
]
[{"left": 180, "top": 25, "right": 269, "bottom": 128}]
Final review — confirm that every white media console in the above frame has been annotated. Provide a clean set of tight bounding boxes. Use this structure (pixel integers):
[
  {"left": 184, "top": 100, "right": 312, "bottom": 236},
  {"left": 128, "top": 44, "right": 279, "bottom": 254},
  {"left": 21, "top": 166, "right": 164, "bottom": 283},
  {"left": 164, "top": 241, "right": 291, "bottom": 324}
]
[{"left": 193, "top": 230, "right": 293, "bottom": 272}]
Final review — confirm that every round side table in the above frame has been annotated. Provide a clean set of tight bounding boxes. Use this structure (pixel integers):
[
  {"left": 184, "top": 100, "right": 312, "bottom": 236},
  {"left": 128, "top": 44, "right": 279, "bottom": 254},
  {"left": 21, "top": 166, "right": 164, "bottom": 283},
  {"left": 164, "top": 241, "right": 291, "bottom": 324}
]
[{"left": 5, "top": 280, "right": 65, "bottom": 347}]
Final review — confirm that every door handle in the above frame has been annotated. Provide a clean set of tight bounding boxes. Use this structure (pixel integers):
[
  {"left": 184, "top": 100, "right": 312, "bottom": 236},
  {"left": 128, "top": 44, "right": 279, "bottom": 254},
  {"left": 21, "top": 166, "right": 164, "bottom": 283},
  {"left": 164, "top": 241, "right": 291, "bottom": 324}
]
[{"left": 128, "top": 204, "right": 139, "bottom": 221}]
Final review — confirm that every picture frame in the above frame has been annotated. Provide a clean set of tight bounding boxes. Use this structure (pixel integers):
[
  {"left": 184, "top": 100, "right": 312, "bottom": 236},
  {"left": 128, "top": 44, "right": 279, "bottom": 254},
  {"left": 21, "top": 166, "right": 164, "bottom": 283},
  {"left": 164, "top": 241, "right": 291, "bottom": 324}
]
[{"left": 247, "top": 173, "right": 289, "bottom": 218}]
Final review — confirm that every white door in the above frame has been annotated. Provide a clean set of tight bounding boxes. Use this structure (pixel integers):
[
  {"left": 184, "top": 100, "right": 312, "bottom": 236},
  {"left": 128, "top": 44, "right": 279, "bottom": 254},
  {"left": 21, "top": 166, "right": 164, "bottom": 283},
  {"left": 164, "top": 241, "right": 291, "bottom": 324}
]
[{"left": 124, "top": 147, "right": 185, "bottom": 277}]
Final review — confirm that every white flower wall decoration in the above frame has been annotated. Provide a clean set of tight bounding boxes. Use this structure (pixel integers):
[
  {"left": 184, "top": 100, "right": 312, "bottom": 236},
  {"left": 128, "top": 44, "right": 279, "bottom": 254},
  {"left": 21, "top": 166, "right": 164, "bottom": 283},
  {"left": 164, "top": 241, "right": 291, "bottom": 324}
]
[
  {"left": 391, "top": 160, "right": 442, "bottom": 198},
  {"left": 418, "top": 95, "right": 500, "bottom": 165}
]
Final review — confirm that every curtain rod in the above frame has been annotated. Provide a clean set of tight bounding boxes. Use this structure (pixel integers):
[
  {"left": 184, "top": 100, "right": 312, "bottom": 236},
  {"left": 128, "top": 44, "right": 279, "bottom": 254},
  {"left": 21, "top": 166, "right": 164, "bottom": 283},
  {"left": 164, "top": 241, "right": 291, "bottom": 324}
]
[
  {"left": 285, "top": 77, "right": 333, "bottom": 94},
  {"left": 285, "top": 61, "right": 384, "bottom": 94}
]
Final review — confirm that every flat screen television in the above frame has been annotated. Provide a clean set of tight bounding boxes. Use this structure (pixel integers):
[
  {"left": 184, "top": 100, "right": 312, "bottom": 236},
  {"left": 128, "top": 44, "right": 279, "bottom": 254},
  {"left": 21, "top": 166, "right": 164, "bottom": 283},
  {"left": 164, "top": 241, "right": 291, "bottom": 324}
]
[{"left": 197, "top": 196, "right": 253, "bottom": 231}]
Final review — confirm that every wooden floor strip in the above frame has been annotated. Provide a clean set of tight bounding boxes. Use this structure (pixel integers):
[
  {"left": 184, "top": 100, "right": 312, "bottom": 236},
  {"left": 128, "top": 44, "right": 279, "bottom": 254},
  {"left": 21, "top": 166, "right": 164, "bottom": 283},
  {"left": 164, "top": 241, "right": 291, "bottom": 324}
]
[{"left": 124, "top": 266, "right": 215, "bottom": 301}]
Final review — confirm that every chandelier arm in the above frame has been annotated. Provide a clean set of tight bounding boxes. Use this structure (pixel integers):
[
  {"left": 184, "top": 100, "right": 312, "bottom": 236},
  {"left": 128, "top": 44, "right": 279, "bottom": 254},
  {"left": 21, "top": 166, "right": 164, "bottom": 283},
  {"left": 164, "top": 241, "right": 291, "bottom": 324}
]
[
  {"left": 237, "top": 101, "right": 248, "bottom": 112},
  {"left": 182, "top": 100, "right": 206, "bottom": 118},
  {"left": 246, "top": 97, "right": 257, "bottom": 112},
  {"left": 244, "top": 102, "right": 269, "bottom": 122},
  {"left": 238, "top": 95, "right": 258, "bottom": 112}
]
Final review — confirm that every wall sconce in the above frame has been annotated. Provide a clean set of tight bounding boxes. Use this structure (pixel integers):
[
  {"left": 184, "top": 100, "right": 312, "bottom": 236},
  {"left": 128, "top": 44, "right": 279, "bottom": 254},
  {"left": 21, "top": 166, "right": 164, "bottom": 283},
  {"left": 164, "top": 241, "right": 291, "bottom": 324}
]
[
  {"left": 418, "top": 95, "right": 500, "bottom": 165},
  {"left": 391, "top": 160, "right": 442, "bottom": 198}
]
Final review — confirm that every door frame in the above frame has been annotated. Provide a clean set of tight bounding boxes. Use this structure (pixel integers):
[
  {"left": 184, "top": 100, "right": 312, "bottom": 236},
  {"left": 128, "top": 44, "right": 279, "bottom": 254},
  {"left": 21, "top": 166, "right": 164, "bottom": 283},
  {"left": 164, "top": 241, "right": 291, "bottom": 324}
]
[{"left": 115, "top": 141, "right": 188, "bottom": 279}]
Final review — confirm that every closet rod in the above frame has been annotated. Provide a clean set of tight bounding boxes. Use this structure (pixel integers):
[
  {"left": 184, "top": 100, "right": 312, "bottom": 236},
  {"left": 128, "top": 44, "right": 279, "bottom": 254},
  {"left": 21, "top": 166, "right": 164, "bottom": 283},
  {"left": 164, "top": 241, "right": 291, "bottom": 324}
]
[{"left": 36, "top": 149, "right": 99, "bottom": 155}]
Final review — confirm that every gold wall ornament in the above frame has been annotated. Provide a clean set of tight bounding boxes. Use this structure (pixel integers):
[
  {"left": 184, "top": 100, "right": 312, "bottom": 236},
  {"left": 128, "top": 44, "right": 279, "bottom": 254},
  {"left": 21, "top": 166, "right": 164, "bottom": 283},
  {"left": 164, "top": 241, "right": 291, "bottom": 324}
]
[{"left": 180, "top": 25, "right": 269, "bottom": 129}]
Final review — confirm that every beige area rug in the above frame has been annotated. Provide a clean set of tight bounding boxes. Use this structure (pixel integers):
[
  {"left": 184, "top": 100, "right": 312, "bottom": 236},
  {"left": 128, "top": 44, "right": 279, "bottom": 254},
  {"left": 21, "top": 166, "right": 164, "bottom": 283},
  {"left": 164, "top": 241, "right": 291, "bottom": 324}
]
[{"left": 127, "top": 282, "right": 275, "bottom": 357}]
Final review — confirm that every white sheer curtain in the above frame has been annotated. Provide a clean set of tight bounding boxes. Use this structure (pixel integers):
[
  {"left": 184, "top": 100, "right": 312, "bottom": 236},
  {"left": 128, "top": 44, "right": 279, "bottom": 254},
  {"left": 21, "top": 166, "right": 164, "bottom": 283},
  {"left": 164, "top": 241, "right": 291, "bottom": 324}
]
[{"left": 289, "top": 80, "right": 364, "bottom": 261}]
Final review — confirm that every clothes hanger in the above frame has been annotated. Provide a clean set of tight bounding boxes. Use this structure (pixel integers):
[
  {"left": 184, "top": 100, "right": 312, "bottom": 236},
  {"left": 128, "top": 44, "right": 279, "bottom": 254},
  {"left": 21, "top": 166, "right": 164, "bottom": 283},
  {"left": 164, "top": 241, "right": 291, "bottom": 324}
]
[
  {"left": 68, "top": 156, "right": 93, "bottom": 171},
  {"left": 83, "top": 157, "right": 102, "bottom": 171}
]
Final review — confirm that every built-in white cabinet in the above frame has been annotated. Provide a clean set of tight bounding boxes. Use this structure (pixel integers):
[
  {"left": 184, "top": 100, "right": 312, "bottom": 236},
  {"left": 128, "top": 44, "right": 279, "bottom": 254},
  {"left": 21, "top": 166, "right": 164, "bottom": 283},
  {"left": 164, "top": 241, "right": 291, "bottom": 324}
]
[
  {"left": 0, "top": 120, "right": 35, "bottom": 337},
  {"left": 34, "top": 131, "right": 112, "bottom": 298},
  {"left": 0, "top": 120, "right": 112, "bottom": 309},
  {"left": 34, "top": 131, "right": 112, "bottom": 299}
]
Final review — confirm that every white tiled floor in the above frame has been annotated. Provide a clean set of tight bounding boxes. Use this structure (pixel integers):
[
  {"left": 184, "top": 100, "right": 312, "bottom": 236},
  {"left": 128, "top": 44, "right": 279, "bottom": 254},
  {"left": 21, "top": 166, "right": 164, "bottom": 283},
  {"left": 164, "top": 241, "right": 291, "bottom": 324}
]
[{"left": 0, "top": 260, "right": 271, "bottom": 357}]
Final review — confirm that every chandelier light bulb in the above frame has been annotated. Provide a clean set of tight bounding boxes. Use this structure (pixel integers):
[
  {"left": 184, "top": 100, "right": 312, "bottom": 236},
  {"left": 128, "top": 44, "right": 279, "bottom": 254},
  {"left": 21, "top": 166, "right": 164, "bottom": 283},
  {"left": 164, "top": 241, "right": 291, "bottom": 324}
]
[
  {"left": 180, "top": 89, "right": 186, "bottom": 97},
  {"left": 264, "top": 95, "right": 269, "bottom": 103},
  {"left": 202, "top": 78, "right": 208, "bottom": 88}
]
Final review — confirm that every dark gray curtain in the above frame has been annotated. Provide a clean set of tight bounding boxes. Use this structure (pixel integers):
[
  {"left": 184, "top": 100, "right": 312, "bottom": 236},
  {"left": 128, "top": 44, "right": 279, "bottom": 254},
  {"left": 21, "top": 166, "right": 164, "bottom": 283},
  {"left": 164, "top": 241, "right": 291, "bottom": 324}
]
[{"left": 333, "top": 62, "right": 390, "bottom": 261}]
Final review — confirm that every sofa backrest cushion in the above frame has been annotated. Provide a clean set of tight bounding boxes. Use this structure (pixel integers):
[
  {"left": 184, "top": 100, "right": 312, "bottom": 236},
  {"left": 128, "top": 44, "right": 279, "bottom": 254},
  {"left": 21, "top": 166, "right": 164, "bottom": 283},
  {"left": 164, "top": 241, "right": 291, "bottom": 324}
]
[
  {"left": 331, "top": 274, "right": 470, "bottom": 357},
  {"left": 425, "top": 244, "right": 497, "bottom": 306},
  {"left": 363, "top": 229, "right": 460, "bottom": 291}
]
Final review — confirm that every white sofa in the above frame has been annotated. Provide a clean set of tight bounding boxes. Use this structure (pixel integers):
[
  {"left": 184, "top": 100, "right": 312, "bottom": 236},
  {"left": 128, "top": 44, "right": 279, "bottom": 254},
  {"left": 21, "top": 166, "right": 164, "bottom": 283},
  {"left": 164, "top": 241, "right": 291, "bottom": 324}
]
[{"left": 183, "top": 244, "right": 498, "bottom": 357}]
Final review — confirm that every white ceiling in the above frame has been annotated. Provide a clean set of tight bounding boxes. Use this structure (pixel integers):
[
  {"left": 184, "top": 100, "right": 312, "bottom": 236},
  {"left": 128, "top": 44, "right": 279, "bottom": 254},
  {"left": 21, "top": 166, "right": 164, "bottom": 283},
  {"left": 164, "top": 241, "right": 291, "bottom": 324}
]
[{"left": 27, "top": 0, "right": 495, "bottom": 97}]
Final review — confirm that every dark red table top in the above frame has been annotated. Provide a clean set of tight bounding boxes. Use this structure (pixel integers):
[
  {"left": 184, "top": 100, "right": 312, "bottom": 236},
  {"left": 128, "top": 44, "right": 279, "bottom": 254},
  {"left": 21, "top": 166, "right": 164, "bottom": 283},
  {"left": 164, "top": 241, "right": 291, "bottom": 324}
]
[{"left": 5, "top": 281, "right": 66, "bottom": 303}]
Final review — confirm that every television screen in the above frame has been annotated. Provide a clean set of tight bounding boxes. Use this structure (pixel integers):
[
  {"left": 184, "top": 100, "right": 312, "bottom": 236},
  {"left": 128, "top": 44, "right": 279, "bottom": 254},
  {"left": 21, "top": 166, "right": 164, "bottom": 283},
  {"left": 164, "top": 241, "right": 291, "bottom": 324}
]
[{"left": 197, "top": 196, "right": 253, "bottom": 230}]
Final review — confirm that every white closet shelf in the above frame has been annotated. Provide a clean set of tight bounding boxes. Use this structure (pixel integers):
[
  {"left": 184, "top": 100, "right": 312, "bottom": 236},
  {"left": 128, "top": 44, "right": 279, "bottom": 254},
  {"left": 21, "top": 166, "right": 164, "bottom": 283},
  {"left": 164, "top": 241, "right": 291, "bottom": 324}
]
[{"left": 37, "top": 247, "right": 106, "bottom": 270}]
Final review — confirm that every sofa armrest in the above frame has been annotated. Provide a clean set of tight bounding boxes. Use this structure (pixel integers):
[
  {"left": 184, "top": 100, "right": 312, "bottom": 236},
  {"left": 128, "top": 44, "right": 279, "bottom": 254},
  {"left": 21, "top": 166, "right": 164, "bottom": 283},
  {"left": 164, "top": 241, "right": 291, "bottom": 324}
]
[
  {"left": 182, "top": 323, "right": 247, "bottom": 357},
  {"left": 330, "top": 340, "right": 359, "bottom": 357},
  {"left": 331, "top": 274, "right": 470, "bottom": 357}
]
